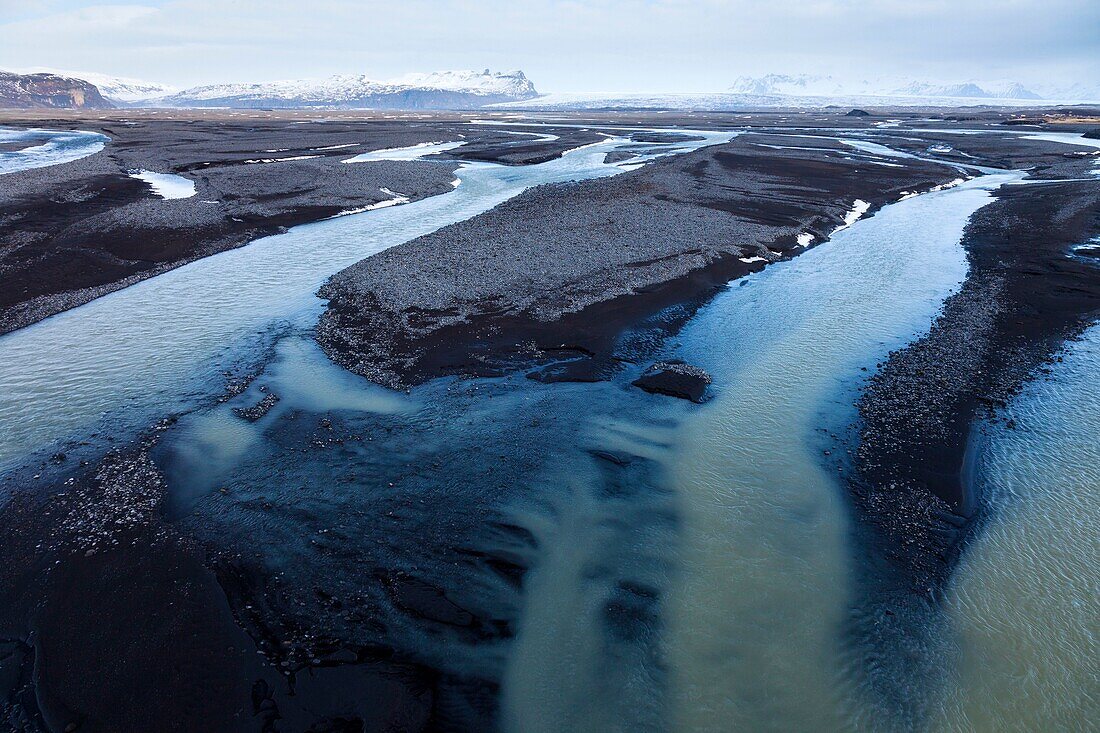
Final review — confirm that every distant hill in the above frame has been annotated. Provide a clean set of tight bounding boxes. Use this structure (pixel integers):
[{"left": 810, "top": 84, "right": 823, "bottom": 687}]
[
  {"left": 15, "top": 68, "right": 179, "bottom": 104},
  {"left": 729, "top": 74, "right": 1046, "bottom": 102},
  {"left": 150, "top": 69, "right": 539, "bottom": 109},
  {"left": 0, "top": 71, "right": 113, "bottom": 109}
]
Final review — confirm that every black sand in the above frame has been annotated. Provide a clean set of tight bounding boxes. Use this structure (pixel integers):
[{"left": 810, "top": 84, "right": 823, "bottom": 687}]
[
  {"left": 2, "top": 109, "right": 1099, "bottom": 732},
  {"left": 0, "top": 112, "right": 602, "bottom": 333}
]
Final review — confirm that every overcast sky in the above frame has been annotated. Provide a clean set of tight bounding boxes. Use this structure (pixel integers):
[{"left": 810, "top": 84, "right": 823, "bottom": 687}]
[{"left": 1, "top": 0, "right": 1096, "bottom": 93}]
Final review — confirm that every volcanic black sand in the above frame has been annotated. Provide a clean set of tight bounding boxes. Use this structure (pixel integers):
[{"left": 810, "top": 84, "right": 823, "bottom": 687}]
[
  {"left": 317, "top": 131, "right": 956, "bottom": 388},
  {"left": 2, "top": 109, "right": 1100, "bottom": 732},
  {"left": 0, "top": 110, "right": 602, "bottom": 333}
]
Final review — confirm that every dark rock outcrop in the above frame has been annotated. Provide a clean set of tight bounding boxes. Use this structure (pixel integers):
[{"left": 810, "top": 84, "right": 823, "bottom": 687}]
[
  {"left": 232, "top": 393, "right": 280, "bottom": 422},
  {"left": 632, "top": 361, "right": 711, "bottom": 402},
  {"left": 0, "top": 71, "right": 113, "bottom": 109},
  {"left": 846, "top": 108, "right": 871, "bottom": 117}
]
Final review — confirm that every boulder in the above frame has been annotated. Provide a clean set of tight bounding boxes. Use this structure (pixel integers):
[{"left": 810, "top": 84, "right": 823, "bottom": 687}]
[{"left": 632, "top": 361, "right": 711, "bottom": 402}]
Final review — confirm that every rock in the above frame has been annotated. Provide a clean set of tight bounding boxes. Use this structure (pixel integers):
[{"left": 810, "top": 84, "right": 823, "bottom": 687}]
[
  {"left": 632, "top": 361, "right": 711, "bottom": 402},
  {"left": 0, "top": 71, "right": 113, "bottom": 109},
  {"left": 603, "top": 150, "right": 637, "bottom": 165},
  {"left": 320, "top": 648, "right": 359, "bottom": 665},
  {"left": 846, "top": 108, "right": 871, "bottom": 117},
  {"left": 1083, "top": 127, "right": 1100, "bottom": 140},
  {"left": 383, "top": 575, "right": 475, "bottom": 627},
  {"left": 232, "top": 393, "right": 280, "bottom": 422}
]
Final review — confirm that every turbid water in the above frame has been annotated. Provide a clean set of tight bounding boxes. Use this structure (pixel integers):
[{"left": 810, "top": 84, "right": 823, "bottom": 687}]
[
  {"left": 931, "top": 323, "right": 1100, "bottom": 732},
  {"left": 1, "top": 126, "right": 1097, "bottom": 731},
  {"left": 0, "top": 127, "right": 108, "bottom": 174},
  {"left": 0, "top": 128, "right": 732, "bottom": 471},
  {"left": 497, "top": 171, "right": 1020, "bottom": 732}
]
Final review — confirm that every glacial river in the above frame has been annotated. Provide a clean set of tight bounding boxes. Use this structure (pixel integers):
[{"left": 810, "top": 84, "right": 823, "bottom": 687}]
[
  {"left": 0, "top": 126, "right": 1095, "bottom": 731},
  {"left": 0, "top": 127, "right": 108, "bottom": 174},
  {"left": 0, "top": 128, "right": 732, "bottom": 469}
]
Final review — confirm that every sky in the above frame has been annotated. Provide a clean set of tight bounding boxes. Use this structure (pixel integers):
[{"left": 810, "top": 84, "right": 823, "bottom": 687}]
[{"left": 0, "top": 0, "right": 1097, "bottom": 94}]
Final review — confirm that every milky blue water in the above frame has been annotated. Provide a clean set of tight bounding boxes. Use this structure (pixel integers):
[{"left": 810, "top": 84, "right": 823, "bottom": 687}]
[
  {"left": 0, "top": 126, "right": 1095, "bottom": 732},
  {"left": 0, "top": 127, "right": 108, "bottom": 175},
  {"left": 0, "top": 129, "right": 732, "bottom": 471}
]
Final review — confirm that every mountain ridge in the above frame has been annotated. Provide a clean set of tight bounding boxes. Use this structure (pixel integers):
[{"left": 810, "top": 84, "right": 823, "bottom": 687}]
[
  {"left": 728, "top": 73, "right": 1051, "bottom": 101},
  {"left": 0, "top": 70, "right": 113, "bottom": 109},
  {"left": 151, "top": 69, "right": 538, "bottom": 109}
]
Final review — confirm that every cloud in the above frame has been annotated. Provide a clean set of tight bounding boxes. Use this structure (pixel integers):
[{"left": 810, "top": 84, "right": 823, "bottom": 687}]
[{"left": 0, "top": 0, "right": 1096, "bottom": 93}]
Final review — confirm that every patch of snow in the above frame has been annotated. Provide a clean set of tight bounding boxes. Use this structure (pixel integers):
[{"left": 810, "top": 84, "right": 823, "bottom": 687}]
[
  {"left": 796, "top": 232, "right": 814, "bottom": 247},
  {"left": 129, "top": 169, "right": 195, "bottom": 199},
  {"left": 331, "top": 188, "right": 411, "bottom": 217},
  {"left": 832, "top": 199, "right": 870, "bottom": 233},
  {"left": 243, "top": 155, "right": 321, "bottom": 163},
  {"left": 342, "top": 141, "right": 465, "bottom": 163},
  {"left": 928, "top": 178, "right": 967, "bottom": 192}
]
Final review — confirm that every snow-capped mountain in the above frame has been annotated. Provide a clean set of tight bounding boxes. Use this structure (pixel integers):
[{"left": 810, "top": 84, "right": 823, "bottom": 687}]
[
  {"left": 389, "top": 69, "right": 536, "bottom": 98},
  {"left": 729, "top": 74, "right": 853, "bottom": 97},
  {"left": 64, "top": 72, "right": 177, "bottom": 104},
  {"left": 151, "top": 69, "right": 538, "bottom": 109},
  {"left": 729, "top": 74, "right": 1046, "bottom": 102},
  {"left": 891, "top": 80, "right": 1041, "bottom": 100},
  {"left": 1029, "top": 80, "right": 1100, "bottom": 103},
  {"left": 0, "top": 70, "right": 113, "bottom": 109},
  {"left": 15, "top": 68, "right": 177, "bottom": 104}
]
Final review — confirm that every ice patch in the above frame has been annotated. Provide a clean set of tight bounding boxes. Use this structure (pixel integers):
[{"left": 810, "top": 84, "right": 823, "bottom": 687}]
[
  {"left": 739, "top": 256, "right": 766, "bottom": 264},
  {"left": 129, "top": 170, "right": 196, "bottom": 199},
  {"left": 796, "top": 233, "right": 814, "bottom": 247}
]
